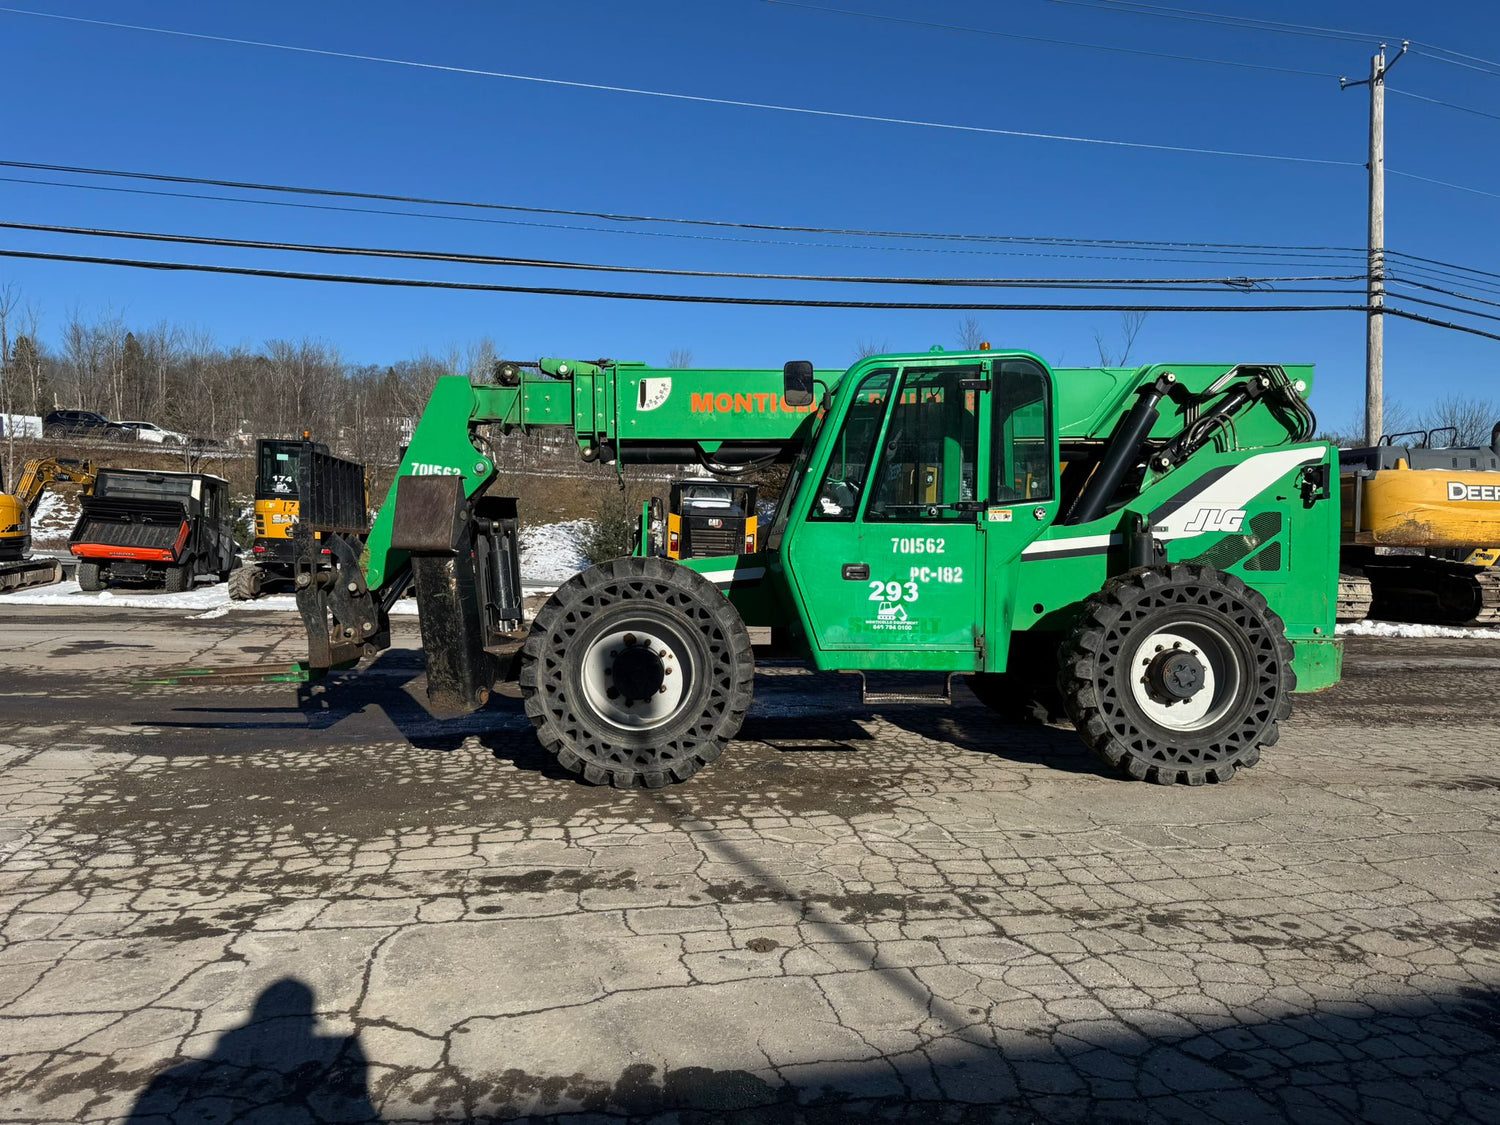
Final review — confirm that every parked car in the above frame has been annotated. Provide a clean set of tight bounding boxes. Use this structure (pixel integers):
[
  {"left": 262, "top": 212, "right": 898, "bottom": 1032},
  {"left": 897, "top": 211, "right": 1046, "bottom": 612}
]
[
  {"left": 43, "top": 410, "right": 127, "bottom": 441},
  {"left": 115, "top": 420, "right": 187, "bottom": 445}
]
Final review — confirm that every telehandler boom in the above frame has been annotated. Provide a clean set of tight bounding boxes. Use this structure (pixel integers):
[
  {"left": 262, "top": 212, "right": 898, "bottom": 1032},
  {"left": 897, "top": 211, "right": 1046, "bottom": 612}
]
[{"left": 294, "top": 351, "right": 1341, "bottom": 788}]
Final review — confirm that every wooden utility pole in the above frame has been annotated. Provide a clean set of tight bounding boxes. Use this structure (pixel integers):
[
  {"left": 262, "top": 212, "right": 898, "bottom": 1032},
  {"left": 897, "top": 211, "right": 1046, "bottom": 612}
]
[{"left": 1343, "top": 42, "right": 1406, "bottom": 444}]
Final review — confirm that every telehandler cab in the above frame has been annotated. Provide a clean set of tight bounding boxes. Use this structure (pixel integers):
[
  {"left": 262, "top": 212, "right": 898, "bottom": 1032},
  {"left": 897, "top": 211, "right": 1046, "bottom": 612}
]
[{"left": 292, "top": 350, "right": 1341, "bottom": 788}]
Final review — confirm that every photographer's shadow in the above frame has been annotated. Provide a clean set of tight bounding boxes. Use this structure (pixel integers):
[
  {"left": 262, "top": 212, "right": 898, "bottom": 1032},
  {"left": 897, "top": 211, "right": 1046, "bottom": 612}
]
[{"left": 126, "top": 978, "right": 378, "bottom": 1124}]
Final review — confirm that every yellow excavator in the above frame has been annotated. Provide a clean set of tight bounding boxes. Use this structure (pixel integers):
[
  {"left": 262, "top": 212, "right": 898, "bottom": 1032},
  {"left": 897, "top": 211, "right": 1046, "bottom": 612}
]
[
  {"left": 1340, "top": 423, "right": 1500, "bottom": 624},
  {"left": 0, "top": 457, "right": 97, "bottom": 592}
]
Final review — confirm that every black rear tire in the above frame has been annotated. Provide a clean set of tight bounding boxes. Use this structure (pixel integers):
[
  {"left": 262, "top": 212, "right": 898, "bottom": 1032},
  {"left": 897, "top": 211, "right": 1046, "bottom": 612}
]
[
  {"left": 520, "top": 556, "right": 754, "bottom": 788},
  {"left": 163, "top": 565, "right": 190, "bottom": 594},
  {"left": 1058, "top": 564, "right": 1294, "bottom": 786},
  {"left": 228, "top": 566, "right": 261, "bottom": 601},
  {"left": 77, "top": 562, "right": 103, "bottom": 592}
]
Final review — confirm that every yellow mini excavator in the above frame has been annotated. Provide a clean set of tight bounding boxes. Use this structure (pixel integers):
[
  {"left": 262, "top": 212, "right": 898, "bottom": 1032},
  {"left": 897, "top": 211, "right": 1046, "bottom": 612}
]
[
  {"left": 0, "top": 457, "right": 96, "bottom": 592},
  {"left": 1340, "top": 423, "right": 1500, "bottom": 624}
]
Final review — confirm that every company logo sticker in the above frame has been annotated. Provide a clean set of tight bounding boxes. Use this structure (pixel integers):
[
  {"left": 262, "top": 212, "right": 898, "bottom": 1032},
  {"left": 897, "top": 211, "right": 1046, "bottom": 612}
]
[{"left": 1183, "top": 507, "right": 1247, "bottom": 533}]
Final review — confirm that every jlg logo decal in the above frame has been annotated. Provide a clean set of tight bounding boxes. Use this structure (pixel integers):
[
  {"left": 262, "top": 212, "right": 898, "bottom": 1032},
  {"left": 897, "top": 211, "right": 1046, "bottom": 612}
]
[{"left": 1183, "top": 508, "right": 1248, "bottom": 533}]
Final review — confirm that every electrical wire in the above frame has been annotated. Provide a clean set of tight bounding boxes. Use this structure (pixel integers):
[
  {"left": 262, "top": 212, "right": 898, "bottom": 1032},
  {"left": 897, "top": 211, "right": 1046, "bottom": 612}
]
[
  {"left": 1388, "top": 275, "right": 1500, "bottom": 312},
  {"left": 1389, "top": 169, "right": 1500, "bottom": 202},
  {"left": 1385, "top": 305, "right": 1500, "bottom": 344},
  {"left": 1389, "top": 87, "right": 1500, "bottom": 124},
  {"left": 0, "top": 218, "right": 1367, "bottom": 291},
  {"left": 756, "top": 0, "right": 1341, "bottom": 78},
  {"left": 5, "top": 245, "right": 1498, "bottom": 344},
  {"left": 0, "top": 175, "right": 1370, "bottom": 271},
  {"left": 0, "top": 159, "right": 1369, "bottom": 252},
  {"left": 1390, "top": 249, "right": 1500, "bottom": 287},
  {"left": 0, "top": 246, "right": 1371, "bottom": 313},
  {"left": 1044, "top": 0, "right": 1386, "bottom": 45},
  {"left": 0, "top": 7, "right": 1361, "bottom": 168}
]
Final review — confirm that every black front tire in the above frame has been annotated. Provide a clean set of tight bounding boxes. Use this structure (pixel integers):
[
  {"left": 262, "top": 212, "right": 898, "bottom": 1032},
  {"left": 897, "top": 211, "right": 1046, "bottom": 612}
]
[
  {"left": 77, "top": 562, "right": 103, "bottom": 592},
  {"left": 163, "top": 565, "right": 190, "bottom": 594},
  {"left": 1058, "top": 564, "right": 1294, "bottom": 786},
  {"left": 519, "top": 557, "right": 754, "bottom": 788}
]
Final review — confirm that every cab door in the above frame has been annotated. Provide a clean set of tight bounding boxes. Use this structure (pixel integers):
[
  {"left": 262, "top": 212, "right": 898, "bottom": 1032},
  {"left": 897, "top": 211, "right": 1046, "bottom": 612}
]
[
  {"left": 785, "top": 360, "right": 988, "bottom": 668},
  {"left": 783, "top": 355, "right": 1057, "bottom": 671}
]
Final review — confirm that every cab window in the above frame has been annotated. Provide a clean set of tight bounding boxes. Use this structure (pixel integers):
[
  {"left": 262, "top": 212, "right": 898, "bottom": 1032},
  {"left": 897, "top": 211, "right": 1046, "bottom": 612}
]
[
  {"left": 992, "top": 359, "right": 1052, "bottom": 503},
  {"left": 810, "top": 369, "right": 895, "bottom": 521},
  {"left": 864, "top": 365, "right": 981, "bottom": 522}
]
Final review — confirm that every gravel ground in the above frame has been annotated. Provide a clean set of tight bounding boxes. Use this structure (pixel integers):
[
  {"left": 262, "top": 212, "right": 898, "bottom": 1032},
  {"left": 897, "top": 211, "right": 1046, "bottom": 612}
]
[{"left": 0, "top": 609, "right": 1496, "bottom": 1123}]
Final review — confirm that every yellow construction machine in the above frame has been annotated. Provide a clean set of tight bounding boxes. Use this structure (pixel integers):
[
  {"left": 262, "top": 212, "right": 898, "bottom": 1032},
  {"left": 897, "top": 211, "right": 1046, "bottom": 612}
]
[
  {"left": 0, "top": 457, "right": 97, "bottom": 592},
  {"left": 1340, "top": 423, "right": 1500, "bottom": 624}
]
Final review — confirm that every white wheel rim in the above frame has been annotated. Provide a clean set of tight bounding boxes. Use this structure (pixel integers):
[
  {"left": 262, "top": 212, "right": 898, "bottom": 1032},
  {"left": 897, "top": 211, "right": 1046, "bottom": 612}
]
[
  {"left": 578, "top": 626, "right": 688, "bottom": 732},
  {"left": 1127, "top": 622, "right": 1244, "bottom": 733}
]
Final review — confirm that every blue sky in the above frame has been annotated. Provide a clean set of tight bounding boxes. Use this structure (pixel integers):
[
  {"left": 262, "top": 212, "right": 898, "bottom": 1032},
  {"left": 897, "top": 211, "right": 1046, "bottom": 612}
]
[{"left": 2, "top": 0, "right": 1497, "bottom": 428}]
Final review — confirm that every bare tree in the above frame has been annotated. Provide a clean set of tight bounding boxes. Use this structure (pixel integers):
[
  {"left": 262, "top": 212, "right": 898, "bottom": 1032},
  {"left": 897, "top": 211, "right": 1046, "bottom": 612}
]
[
  {"left": 955, "top": 316, "right": 985, "bottom": 351},
  {"left": 1419, "top": 393, "right": 1500, "bottom": 447},
  {"left": 1317, "top": 398, "right": 1416, "bottom": 448},
  {"left": 667, "top": 348, "right": 693, "bottom": 369},
  {"left": 1093, "top": 311, "right": 1149, "bottom": 366},
  {"left": 852, "top": 337, "right": 889, "bottom": 360},
  {"left": 0, "top": 283, "right": 19, "bottom": 489}
]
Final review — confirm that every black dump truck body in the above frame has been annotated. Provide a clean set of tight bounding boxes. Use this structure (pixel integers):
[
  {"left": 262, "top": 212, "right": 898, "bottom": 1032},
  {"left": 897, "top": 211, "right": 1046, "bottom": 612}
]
[
  {"left": 231, "top": 439, "right": 366, "bottom": 600},
  {"left": 69, "top": 469, "right": 235, "bottom": 592}
]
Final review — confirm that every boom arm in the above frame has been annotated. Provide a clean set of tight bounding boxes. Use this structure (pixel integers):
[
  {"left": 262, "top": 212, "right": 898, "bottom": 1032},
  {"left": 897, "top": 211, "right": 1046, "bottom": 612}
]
[
  {"left": 13, "top": 458, "right": 96, "bottom": 515},
  {"left": 360, "top": 360, "right": 835, "bottom": 592}
]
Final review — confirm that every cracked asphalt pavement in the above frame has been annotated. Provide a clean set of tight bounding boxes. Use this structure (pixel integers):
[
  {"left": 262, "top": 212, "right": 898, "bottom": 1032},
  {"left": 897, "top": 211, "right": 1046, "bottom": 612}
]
[{"left": 1, "top": 606, "right": 1498, "bottom": 1123}]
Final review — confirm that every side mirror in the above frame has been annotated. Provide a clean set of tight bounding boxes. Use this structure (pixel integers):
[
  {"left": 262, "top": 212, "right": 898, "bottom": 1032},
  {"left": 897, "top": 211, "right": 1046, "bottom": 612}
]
[{"left": 783, "top": 360, "right": 815, "bottom": 408}]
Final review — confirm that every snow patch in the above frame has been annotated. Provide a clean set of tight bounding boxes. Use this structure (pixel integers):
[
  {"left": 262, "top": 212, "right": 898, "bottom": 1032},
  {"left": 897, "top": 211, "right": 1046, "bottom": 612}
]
[
  {"left": 1337, "top": 620, "right": 1500, "bottom": 640},
  {"left": 29, "top": 490, "right": 80, "bottom": 547},
  {"left": 520, "top": 518, "right": 591, "bottom": 586},
  {"left": 0, "top": 520, "right": 589, "bottom": 617}
]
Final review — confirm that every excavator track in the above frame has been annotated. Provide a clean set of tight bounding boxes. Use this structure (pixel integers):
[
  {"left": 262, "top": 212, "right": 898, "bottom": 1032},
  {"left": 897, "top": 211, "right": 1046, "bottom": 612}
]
[
  {"left": 1365, "top": 557, "right": 1500, "bottom": 627},
  {"left": 1337, "top": 569, "right": 1373, "bottom": 623},
  {"left": 0, "top": 558, "right": 63, "bottom": 593}
]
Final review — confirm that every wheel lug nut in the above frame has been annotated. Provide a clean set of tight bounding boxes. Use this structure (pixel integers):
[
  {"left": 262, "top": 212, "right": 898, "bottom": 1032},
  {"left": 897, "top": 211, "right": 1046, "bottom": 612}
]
[
  {"left": 658, "top": 686, "right": 667, "bottom": 694},
  {"left": 1154, "top": 645, "right": 1164, "bottom": 652},
  {"left": 624, "top": 633, "right": 636, "bottom": 645}
]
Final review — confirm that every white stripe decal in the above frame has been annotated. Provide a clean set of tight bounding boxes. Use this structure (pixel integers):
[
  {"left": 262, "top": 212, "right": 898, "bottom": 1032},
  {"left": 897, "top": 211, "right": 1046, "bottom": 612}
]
[
  {"left": 700, "top": 566, "right": 767, "bottom": 584},
  {"left": 1021, "top": 448, "right": 1322, "bottom": 558}
]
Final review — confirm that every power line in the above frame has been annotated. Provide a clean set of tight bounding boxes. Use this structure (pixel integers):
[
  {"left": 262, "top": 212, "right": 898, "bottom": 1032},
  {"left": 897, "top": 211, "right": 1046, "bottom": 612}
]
[
  {"left": 0, "top": 7, "right": 1360, "bottom": 168},
  {"left": 2, "top": 174, "right": 1370, "bottom": 272},
  {"left": 1045, "top": 0, "right": 1384, "bottom": 45},
  {"left": 1389, "top": 87, "right": 1500, "bottom": 124},
  {"left": 1410, "top": 47, "right": 1500, "bottom": 80},
  {"left": 1055, "top": 1, "right": 1500, "bottom": 85},
  {"left": 0, "top": 160, "right": 1368, "bottom": 260},
  {"left": 1390, "top": 249, "right": 1500, "bottom": 287},
  {"left": 1386, "top": 305, "right": 1500, "bottom": 344},
  {"left": 11, "top": 243, "right": 1498, "bottom": 343},
  {"left": 756, "top": 0, "right": 1340, "bottom": 78},
  {"left": 1387, "top": 275, "right": 1500, "bottom": 312},
  {"left": 1382, "top": 288, "right": 1500, "bottom": 326},
  {"left": 0, "top": 246, "right": 1372, "bottom": 313},
  {"left": 1389, "top": 169, "right": 1500, "bottom": 202},
  {"left": 0, "top": 218, "right": 1366, "bottom": 291}
]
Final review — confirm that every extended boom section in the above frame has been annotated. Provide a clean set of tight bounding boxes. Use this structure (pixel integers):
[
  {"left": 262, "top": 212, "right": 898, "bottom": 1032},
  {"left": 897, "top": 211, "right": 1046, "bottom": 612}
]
[{"left": 295, "top": 349, "right": 1342, "bottom": 789}]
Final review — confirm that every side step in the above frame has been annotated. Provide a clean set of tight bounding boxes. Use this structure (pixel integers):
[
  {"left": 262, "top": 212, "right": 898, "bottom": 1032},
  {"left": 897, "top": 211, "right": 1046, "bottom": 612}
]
[{"left": 858, "top": 672, "right": 956, "bottom": 707}]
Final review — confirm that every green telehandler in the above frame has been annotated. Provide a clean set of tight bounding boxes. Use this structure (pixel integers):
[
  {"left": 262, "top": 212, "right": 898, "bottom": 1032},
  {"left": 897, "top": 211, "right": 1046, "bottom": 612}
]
[{"left": 290, "top": 350, "right": 1341, "bottom": 788}]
